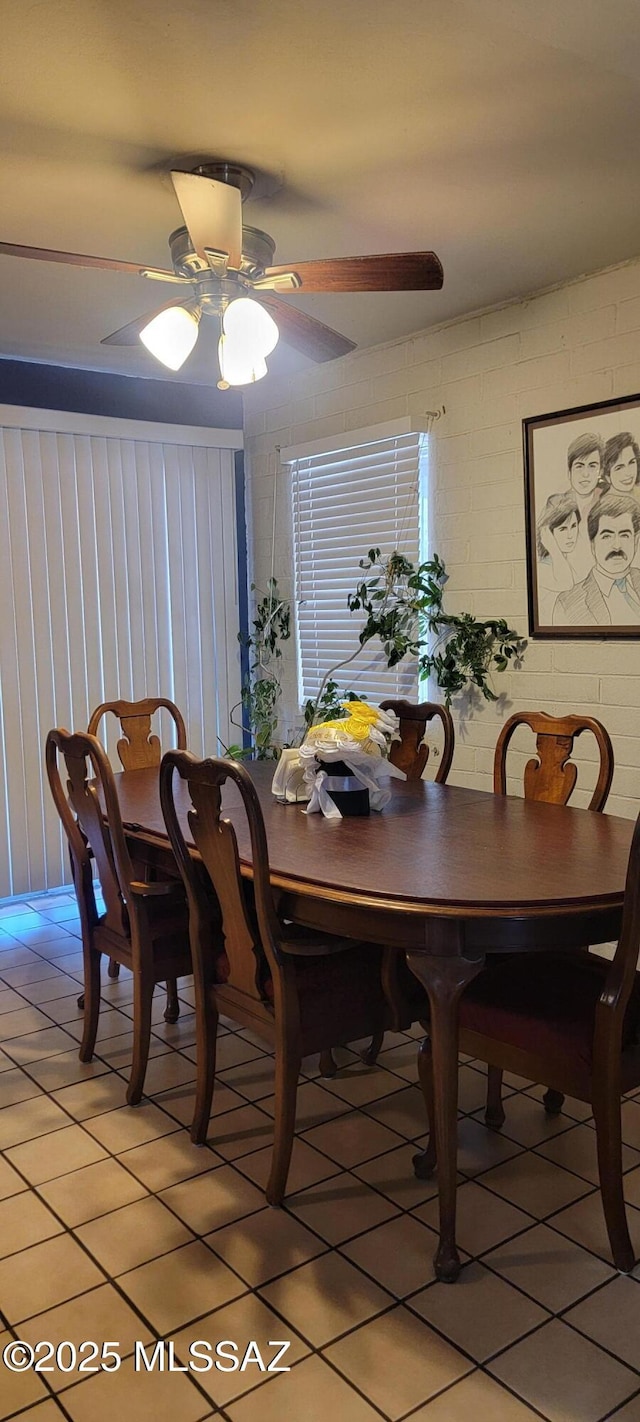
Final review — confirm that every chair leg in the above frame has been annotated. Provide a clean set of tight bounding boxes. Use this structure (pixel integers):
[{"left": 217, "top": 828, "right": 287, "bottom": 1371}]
[
  {"left": 127, "top": 975, "right": 154, "bottom": 1106},
  {"left": 413, "top": 1034, "right": 438, "bottom": 1178},
  {"left": 164, "top": 978, "right": 180, "bottom": 1024},
  {"left": 318, "top": 1049, "right": 337, "bottom": 1077},
  {"left": 361, "top": 1030, "right": 385, "bottom": 1066},
  {"left": 593, "top": 1078, "right": 635, "bottom": 1273},
  {"left": 107, "top": 958, "right": 120, "bottom": 980},
  {"left": 79, "top": 949, "right": 101, "bottom": 1062},
  {"left": 267, "top": 1036, "right": 301, "bottom": 1206},
  {"left": 485, "top": 1065, "right": 506, "bottom": 1130},
  {"left": 543, "top": 1087, "right": 565, "bottom": 1116},
  {"left": 191, "top": 995, "right": 218, "bottom": 1145}
]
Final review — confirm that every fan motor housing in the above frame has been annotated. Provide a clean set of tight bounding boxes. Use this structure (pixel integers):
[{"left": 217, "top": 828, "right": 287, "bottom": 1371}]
[{"left": 168, "top": 224, "right": 276, "bottom": 280}]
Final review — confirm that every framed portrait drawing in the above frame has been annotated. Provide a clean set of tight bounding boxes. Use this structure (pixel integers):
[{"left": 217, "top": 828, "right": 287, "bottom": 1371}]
[{"left": 524, "top": 393, "right": 640, "bottom": 638}]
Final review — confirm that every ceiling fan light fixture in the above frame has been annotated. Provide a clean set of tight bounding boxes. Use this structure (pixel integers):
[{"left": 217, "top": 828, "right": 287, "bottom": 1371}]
[
  {"left": 223, "top": 297, "right": 279, "bottom": 357},
  {"left": 139, "top": 305, "right": 200, "bottom": 371},
  {"left": 217, "top": 333, "right": 268, "bottom": 388}
]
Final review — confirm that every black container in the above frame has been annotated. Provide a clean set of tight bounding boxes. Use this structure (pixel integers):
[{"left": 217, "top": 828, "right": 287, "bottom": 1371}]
[{"left": 317, "top": 759, "right": 370, "bottom": 816}]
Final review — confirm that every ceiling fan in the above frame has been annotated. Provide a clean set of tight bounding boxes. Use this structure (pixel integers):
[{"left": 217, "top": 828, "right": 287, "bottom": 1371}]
[{"left": 0, "top": 161, "right": 444, "bottom": 389}]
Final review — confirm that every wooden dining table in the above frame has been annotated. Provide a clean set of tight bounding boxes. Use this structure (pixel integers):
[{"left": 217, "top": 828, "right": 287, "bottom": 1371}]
[{"left": 113, "top": 759, "right": 635, "bottom": 1283}]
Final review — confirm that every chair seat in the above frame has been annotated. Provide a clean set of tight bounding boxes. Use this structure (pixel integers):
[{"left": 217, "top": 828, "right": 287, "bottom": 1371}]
[{"left": 460, "top": 952, "right": 640, "bottom": 1069}]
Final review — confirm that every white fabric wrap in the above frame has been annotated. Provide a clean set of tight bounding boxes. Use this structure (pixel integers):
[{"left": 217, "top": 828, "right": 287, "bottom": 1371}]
[
  {"left": 271, "top": 747, "right": 311, "bottom": 803},
  {"left": 298, "top": 739, "right": 405, "bottom": 818}
]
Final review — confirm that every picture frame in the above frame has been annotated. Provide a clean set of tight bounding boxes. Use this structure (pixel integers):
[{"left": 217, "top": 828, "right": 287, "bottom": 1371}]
[{"left": 523, "top": 392, "right": 640, "bottom": 638}]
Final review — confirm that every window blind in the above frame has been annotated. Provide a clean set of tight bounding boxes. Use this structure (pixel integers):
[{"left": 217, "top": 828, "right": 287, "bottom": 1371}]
[
  {"left": 0, "top": 409, "right": 242, "bottom": 897},
  {"left": 289, "top": 428, "right": 428, "bottom": 707}
]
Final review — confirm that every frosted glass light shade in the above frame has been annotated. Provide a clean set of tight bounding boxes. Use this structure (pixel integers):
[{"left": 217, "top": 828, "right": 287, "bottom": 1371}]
[
  {"left": 222, "top": 297, "right": 279, "bottom": 356},
  {"left": 139, "top": 306, "right": 200, "bottom": 371},
  {"left": 218, "top": 334, "right": 268, "bottom": 387}
]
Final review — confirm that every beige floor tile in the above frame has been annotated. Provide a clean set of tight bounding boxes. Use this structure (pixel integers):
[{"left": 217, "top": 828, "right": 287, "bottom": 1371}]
[
  {"left": 160, "top": 1163, "right": 265, "bottom": 1234},
  {"left": 565, "top": 1275, "right": 640, "bottom": 1369},
  {"left": 0, "top": 1329, "right": 51, "bottom": 1417},
  {"left": 623, "top": 1165, "right": 640, "bottom": 1209},
  {"left": 154, "top": 1078, "right": 245, "bottom": 1127},
  {"left": 234, "top": 1137, "right": 340, "bottom": 1195},
  {"left": 259, "top": 1078, "right": 351, "bottom": 1130},
  {"left": 0, "top": 1005, "right": 57, "bottom": 1040},
  {"left": 525, "top": 1084, "right": 594, "bottom": 1121},
  {"left": 50, "top": 1073, "right": 133, "bottom": 1120},
  {"left": 6, "top": 1403, "right": 72, "bottom": 1421},
  {"left": 204, "top": 1102, "right": 275, "bottom": 1159},
  {"left": 20, "top": 1283, "right": 155, "bottom": 1388},
  {"left": 225, "top": 1353, "right": 384, "bottom": 1422},
  {"left": 364, "top": 1084, "right": 430, "bottom": 1139},
  {"left": 61, "top": 1357, "right": 210, "bottom": 1422},
  {"left": 64, "top": 1008, "right": 139, "bottom": 1045},
  {"left": 172, "top": 1292, "right": 310, "bottom": 1407},
  {"left": 286, "top": 1171, "right": 400, "bottom": 1246},
  {"left": 300, "top": 1044, "right": 357, "bottom": 1079},
  {"left": 3, "top": 1026, "right": 79, "bottom": 1064},
  {"left": 551, "top": 1191, "right": 640, "bottom": 1265},
  {"left": 6, "top": 1123, "right": 108, "bottom": 1185},
  {"left": 415, "top": 1179, "right": 532, "bottom": 1257},
  {"left": 478, "top": 1092, "right": 580, "bottom": 1149},
  {"left": 1, "top": 960, "right": 65, "bottom": 986},
  {"left": 92, "top": 1030, "right": 171, "bottom": 1070},
  {"left": 138, "top": 1050, "right": 197, "bottom": 1095},
  {"left": 454, "top": 1116, "right": 525, "bottom": 1177},
  {"left": 119, "top": 1130, "right": 219, "bottom": 1192},
  {"left": 479, "top": 1150, "right": 592, "bottom": 1218},
  {"left": 301, "top": 1109, "right": 405, "bottom": 1167},
  {"left": 83, "top": 1102, "right": 179, "bottom": 1152},
  {"left": 0, "top": 1154, "right": 27, "bottom": 1200},
  {"left": 410, "top": 1260, "right": 549, "bottom": 1361},
  {"left": 536, "top": 1122, "right": 640, "bottom": 1184},
  {"left": 20, "top": 973, "right": 83, "bottom": 1004},
  {"left": 353, "top": 1142, "right": 441, "bottom": 1208},
  {"left": 377, "top": 1040, "right": 421, "bottom": 1081},
  {"left": 607, "top": 1396, "right": 640, "bottom": 1421},
  {"left": 33, "top": 995, "right": 85, "bottom": 1025},
  {"left": 38, "top": 1157, "right": 148, "bottom": 1226},
  {"left": 213, "top": 1033, "right": 265, "bottom": 1071},
  {"left": 0, "top": 1065, "right": 41, "bottom": 1105},
  {"left": 489, "top": 1318, "right": 638, "bottom": 1422},
  {"left": 206, "top": 1204, "right": 326, "bottom": 1286},
  {"left": 342, "top": 1213, "right": 441, "bottom": 1296},
  {"left": 621, "top": 1101, "right": 640, "bottom": 1150},
  {"left": 261, "top": 1250, "right": 392, "bottom": 1347},
  {"left": 0, "top": 986, "right": 31, "bottom": 1013},
  {"left": 409, "top": 1369, "right": 554, "bottom": 1420},
  {"left": 76, "top": 1195, "right": 193, "bottom": 1275},
  {"left": 0, "top": 1093, "right": 72, "bottom": 1150},
  {"left": 118, "top": 1240, "right": 246, "bottom": 1333},
  {"left": 217, "top": 1055, "right": 277, "bottom": 1101},
  {"left": 484, "top": 1222, "right": 615, "bottom": 1311},
  {"left": 0, "top": 1233, "right": 105, "bottom": 1324},
  {"left": 22, "top": 1051, "right": 108, "bottom": 1091},
  {"left": 320, "top": 1064, "right": 407, "bottom": 1108},
  {"left": 458, "top": 1063, "right": 507, "bottom": 1116},
  {"left": 0, "top": 1046, "right": 18, "bottom": 1072},
  {"left": 0, "top": 1191, "right": 63, "bottom": 1258},
  {"left": 325, "top": 1305, "right": 472, "bottom": 1420}
]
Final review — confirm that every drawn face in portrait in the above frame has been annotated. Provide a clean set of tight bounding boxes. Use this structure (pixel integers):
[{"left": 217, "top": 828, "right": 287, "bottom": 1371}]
[
  {"left": 550, "top": 509, "right": 579, "bottom": 556},
  {"left": 569, "top": 448, "right": 601, "bottom": 498},
  {"left": 607, "top": 444, "right": 639, "bottom": 494},
  {"left": 591, "top": 511, "right": 638, "bottom": 578}
]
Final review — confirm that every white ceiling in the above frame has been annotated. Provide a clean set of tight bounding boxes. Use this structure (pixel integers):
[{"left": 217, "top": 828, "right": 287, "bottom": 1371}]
[{"left": 2, "top": 0, "right": 640, "bottom": 391}]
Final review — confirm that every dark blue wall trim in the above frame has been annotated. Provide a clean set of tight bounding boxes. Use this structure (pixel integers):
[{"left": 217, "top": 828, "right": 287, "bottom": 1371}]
[{"left": 0, "top": 357, "right": 243, "bottom": 428}]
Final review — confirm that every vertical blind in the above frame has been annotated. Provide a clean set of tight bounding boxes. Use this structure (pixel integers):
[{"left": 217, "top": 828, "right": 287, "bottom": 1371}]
[
  {"left": 0, "top": 411, "right": 242, "bottom": 897},
  {"left": 289, "top": 427, "right": 428, "bottom": 707}
]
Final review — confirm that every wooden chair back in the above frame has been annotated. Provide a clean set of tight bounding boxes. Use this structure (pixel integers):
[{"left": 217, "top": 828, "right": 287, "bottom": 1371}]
[
  {"left": 160, "top": 751, "right": 283, "bottom": 1010},
  {"left": 380, "top": 699, "right": 454, "bottom": 782},
  {"left": 88, "top": 697, "right": 187, "bottom": 771},
  {"left": 493, "top": 711, "right": 613, "bottom": 811},
  {"left": 46, "top": 728, "right": 136, "bottom": 940}
]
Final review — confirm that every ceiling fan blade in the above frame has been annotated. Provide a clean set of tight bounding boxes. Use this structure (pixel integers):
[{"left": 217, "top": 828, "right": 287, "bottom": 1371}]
[
  {"left": 258, "top": 294, "right": 356, "bottom": 362},
  {"left": 264, "top": 251, "right": 444, "bottom": 293},
  {"left": 0, "top": 239, "right": 176, "bottom": 280},
  {"left": 101, "top": 298, "right": 198, "bottom": 346},
  {"left": 171, "top": 171, "right": 242, "bottom": 269}
]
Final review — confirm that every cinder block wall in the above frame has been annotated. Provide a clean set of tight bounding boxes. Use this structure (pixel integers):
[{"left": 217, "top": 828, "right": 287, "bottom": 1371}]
[{"left": 243, "top": 256, "right": 640, "bottom": 816}]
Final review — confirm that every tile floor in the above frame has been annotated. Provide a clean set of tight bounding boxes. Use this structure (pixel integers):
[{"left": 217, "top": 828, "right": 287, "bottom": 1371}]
[{"left": 1, "top": 891, "right": 640, "bottom": 1421}]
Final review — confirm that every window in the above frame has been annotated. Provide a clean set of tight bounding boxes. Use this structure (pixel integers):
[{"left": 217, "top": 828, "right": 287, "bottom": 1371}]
[{"left": 284, "top": 419, "right": 430, "bottom": 708}]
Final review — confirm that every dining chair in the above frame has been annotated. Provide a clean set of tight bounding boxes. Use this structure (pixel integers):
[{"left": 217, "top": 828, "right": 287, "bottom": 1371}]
[
  {"left": 46, "top": 728, "right": 193, "bottom": 1105},
  {"left": 159, "top": 750, "right": 390, "bottom": 1203},
  {"left": 87, "top": 697, "right": 187, "bottom": 1017},
  {"left": 380, "top": 698, "right": 455, "bottom": 782}
]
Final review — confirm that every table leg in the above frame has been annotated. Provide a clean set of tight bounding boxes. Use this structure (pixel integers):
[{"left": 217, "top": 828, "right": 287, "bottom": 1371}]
[{"left": 406, "top": 948, "right": 484, "bottom": 1283}]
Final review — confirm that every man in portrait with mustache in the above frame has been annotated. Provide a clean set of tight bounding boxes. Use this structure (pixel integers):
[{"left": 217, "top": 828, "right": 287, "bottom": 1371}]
[{"left": 553, "top": 492, "right": 640, "bottom": 625}]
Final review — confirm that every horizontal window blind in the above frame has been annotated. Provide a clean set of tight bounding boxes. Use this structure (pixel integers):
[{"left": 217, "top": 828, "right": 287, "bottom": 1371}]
[
  {"left": 0, "top": 414, "right": 242, "bottom": 897},
  {"left": 290, "top": 430, "right": 427, "bottom": 707}
]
